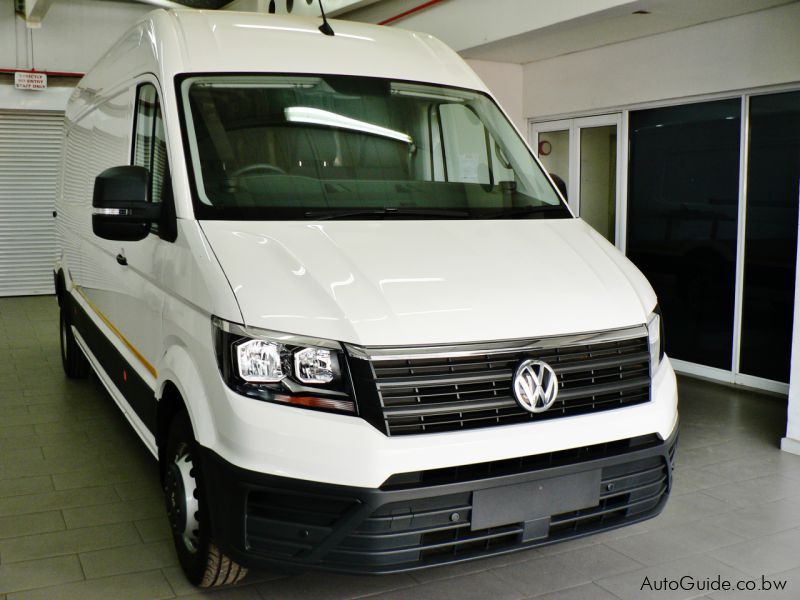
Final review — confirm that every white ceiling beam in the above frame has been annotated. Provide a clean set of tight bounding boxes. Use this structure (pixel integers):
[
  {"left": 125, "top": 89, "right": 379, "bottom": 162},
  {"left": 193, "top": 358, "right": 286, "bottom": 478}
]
[
  {"left": 344, "top": 0, "right": 643, "bottom": 52},
  {"left": 23, "top": 0, "right": 55, "bottom": 27}
]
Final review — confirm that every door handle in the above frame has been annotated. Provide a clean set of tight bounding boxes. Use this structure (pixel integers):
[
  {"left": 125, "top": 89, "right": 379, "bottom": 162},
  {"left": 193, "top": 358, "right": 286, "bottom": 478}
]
[{"left": 116, "top": 253, "right": 128, "bottom": 266}]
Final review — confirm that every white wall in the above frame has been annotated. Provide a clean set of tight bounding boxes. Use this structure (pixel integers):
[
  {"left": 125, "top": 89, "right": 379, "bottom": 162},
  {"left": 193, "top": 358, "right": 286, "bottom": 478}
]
[
  {"left": 0, "top": 0, "right": 151, "bottom": 111},
  {"left": 465, "top": 59, "right": 524, "bottom": 132},
  {"left": 2, "top": 0, "right": 152, "bottom": 73},
  {"left": 522, "top": 2, "right": 800, "bottom": 119},
  {"left": 29, "top": 0, "right": 151, "bottom": 73},
  {"left": 0, "top": 1, "right": 17, "bottom": 69}
]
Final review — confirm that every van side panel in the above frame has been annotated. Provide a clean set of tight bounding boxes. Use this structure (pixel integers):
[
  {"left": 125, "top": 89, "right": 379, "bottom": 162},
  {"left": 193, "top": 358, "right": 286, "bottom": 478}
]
[
  {"left": 57, "top": 85, "right": 162, "bottom": 442},
  {"left": 155, "top": 218, "right": 249, "bottom": 448}
]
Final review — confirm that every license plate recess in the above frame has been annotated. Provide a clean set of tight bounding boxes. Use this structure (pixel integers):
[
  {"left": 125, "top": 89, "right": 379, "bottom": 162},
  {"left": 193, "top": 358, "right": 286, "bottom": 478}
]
[{"left": 472, "top": 470, "right": 601, "bottom": 539}]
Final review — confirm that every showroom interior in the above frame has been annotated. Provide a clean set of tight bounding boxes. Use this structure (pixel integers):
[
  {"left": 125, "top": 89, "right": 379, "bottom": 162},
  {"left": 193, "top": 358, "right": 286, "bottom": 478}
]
[{"left": 1, "top": 0, "right": 800, "bottom": 598}]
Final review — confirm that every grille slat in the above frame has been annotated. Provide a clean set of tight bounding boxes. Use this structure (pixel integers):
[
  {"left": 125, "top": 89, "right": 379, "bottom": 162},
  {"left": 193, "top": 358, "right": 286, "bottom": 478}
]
[
  {"left": 601, "top": 476, "right": 667, "bottom": 500},
  {"left": 555, "top": 351, "right": 650, "bottom": 374},
  {"left": 366, "top": 504, "right": 472, "bottom": 524},
  {"left": 376, "top": 370, "right": 514, "bottom": 389},
  {"left": 602, "top": 462, "right": 665, "bottom": 485},
  {"left": 556, "top": 376, "right": 650, "bottom": 401},
  {"left": 384, "top": 397, "right": 517, "bottom": 417},
  {"left": 381, "top": 383, "right": 511, "bottom": 403},
  {"left": 359, "top": 333, "right": 651, "bottom": 436},
  {"left": 560, "top": 366, "right": 649, "bottom": 387},
  {"left": 551, "top": 485, "right": 667, "bottom": 528},
  {"left": 332, "top": 525, "right": 523, "bottom": 557},
  {"left": 373, "top": 358, "right": 517, "bottom": 376},
  {"left": 344, "top": 521, "right": 471, "bottom": 542}
]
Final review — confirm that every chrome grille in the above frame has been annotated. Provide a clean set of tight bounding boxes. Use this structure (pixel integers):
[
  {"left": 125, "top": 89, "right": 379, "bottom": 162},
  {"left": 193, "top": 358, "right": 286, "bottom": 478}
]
[{"left": 349, "top": 327, "right": 651, "bottom": 436}]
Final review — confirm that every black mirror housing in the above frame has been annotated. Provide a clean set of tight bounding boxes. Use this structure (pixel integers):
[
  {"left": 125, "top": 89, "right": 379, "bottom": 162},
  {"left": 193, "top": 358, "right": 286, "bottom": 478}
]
[{"left": 92, "top": 166, "right": 161, "bottom": 241}]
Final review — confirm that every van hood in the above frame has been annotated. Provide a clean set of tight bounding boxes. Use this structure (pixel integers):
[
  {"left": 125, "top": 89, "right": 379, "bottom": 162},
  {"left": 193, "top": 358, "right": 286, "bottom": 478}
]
[{"left": 200, "top": 219, "right": 656, "bottom": 346}]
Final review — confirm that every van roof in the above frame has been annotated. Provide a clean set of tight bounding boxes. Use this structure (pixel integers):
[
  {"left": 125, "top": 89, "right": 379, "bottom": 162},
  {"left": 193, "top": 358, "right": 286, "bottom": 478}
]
[{"left": 73, "top": 9, "right": 487, "bottom": 107}]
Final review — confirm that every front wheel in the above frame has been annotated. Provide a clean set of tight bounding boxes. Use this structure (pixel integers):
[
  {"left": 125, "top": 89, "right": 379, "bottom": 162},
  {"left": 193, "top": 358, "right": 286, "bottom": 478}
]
[{"left": 163, "top": 411, "right": 247, "bottom": 587}]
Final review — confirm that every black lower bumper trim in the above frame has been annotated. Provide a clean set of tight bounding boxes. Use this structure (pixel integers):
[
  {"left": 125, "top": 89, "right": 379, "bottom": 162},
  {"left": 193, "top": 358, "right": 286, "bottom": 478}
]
[{"left": 199, "top": 426, "right": 678, "bottom": 574}]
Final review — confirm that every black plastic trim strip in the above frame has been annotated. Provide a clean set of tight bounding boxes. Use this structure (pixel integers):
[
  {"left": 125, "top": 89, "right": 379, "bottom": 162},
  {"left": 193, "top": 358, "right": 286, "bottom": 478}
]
[{"left": 67, "top": 290, "right": 157, "bottom": 435}]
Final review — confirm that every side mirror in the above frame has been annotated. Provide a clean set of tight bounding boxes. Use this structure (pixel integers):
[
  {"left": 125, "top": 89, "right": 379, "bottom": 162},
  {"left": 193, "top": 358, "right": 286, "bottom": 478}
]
[
  {"left": 549, "top": 172, "right": 568, "bottom": 201},
  {"left": 92, "top": 166, "right": 161, "bottom": 241}
]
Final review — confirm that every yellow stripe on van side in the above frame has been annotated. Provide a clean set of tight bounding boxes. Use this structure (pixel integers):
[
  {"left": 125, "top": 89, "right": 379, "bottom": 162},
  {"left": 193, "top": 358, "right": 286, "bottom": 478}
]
[{"left": 72, "top": 285, "right": 158, "bottom": 379}]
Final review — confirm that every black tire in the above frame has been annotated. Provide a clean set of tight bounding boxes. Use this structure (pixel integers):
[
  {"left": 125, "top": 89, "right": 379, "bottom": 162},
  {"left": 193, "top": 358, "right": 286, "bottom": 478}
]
[
  {"left": 163, "top": 411, "right": 247, "bottom": 588},
  {"left": 60, "top": 300, "right": 90, "bottom": 379}
]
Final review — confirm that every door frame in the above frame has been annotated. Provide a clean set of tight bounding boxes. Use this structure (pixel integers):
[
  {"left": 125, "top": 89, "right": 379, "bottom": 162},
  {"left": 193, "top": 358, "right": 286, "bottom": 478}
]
[{"left": 530, "top": 114, "right": 625, "bottom": 250}]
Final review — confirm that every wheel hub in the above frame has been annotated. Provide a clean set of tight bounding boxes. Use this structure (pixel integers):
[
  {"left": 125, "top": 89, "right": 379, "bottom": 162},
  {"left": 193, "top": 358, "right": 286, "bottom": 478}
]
[{"left": 164, "top": 450, "right": 200, "bottom": 554}]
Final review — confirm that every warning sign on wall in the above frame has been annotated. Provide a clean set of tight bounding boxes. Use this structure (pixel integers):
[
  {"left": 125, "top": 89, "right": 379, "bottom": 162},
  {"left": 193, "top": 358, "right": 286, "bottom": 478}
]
[{"left": 14, "top": 72, "right": 47, "bottom": 91}]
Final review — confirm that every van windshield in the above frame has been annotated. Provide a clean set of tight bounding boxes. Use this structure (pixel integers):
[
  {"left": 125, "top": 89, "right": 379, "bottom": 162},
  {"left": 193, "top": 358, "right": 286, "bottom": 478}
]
[{"left": 180, "top": 75, "right": 568, "bottom": 220}]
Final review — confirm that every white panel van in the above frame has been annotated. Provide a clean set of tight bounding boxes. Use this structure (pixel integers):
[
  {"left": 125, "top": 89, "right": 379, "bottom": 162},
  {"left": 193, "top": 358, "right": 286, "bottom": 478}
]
[{"left": 54, "top": 9, "right": 678, "bottom": 588}]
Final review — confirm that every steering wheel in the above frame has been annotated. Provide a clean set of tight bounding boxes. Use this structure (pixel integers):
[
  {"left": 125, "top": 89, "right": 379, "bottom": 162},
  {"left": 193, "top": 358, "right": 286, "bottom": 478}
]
[{"left": 231, "top": 163, "right": 286, "bottom": 178}]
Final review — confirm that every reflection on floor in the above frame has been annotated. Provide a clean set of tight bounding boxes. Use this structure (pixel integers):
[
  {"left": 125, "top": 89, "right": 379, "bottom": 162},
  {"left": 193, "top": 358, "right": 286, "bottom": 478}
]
[{"left": 1, "top": 296, "right": 799, "bottom": 599}]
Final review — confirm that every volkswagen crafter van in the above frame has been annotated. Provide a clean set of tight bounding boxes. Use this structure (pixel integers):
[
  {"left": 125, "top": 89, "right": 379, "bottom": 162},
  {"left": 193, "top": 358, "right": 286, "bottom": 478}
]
[{"left": 54, "top": 9, "right": 678, "bottom": 588}]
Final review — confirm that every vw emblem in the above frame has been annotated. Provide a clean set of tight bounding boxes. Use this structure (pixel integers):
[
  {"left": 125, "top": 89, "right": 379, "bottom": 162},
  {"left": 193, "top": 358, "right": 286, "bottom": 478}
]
[{"left": 513, "top": 359, "right": 559, "bottom": 413}]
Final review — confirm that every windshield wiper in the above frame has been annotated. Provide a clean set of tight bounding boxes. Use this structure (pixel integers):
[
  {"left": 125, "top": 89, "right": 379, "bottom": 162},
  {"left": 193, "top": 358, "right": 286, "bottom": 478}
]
[
  {"left": 481, "top": 204, "right": 572, "bottom": 219},
  {"left": 304, "top": 207, "right": 471, "bottom": 220}
]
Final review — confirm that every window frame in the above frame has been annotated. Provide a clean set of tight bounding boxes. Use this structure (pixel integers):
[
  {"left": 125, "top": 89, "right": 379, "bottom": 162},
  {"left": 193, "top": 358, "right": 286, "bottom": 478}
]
[
  {"left": 174, "top": 72, "right": 568, "bottom": 221},
  {"left": 129, "top": 77, "right": 177, "bottom": 241}
]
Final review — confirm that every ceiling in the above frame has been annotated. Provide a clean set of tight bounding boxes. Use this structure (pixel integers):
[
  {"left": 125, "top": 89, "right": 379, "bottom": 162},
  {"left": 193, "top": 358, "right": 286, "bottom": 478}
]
[
  {"left": 98, "top": 0, "right": 800, "bottom": 65},
  {"left": 459, "top": 0, "right": 799, "bottom": 64}
]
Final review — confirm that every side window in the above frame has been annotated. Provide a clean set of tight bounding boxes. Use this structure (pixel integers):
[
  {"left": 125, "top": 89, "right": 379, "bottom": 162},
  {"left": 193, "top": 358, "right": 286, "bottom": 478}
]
[
  {"left": 132, "top": 84, "right": 170, "bottom": 232},
  {"left": 439, "top": 104, "right": 492, "bottom": 184}
]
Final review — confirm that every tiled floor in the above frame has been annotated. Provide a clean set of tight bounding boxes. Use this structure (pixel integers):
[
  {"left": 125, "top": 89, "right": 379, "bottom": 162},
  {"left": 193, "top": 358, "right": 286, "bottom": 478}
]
[{"left": 2, "top": 295, "right": 800, "bottom": 599}]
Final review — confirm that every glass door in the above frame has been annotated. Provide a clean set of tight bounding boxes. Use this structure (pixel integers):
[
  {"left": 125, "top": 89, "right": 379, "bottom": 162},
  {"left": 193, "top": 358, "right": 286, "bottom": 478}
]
[
  {"left": 738, "top": 91, "right": 800, "bottom": 384},
  {"left": 578, "top": 118, "right": 619, "bottom": 244},
  {"left": 627, "top": 99, "right": 742, "bottom": 373},
  {"left": 530, "top": 115, "right": 622, "bottom": 247},
  {"left": 530, "top": 119, "right": 572, "bottom": 208}
]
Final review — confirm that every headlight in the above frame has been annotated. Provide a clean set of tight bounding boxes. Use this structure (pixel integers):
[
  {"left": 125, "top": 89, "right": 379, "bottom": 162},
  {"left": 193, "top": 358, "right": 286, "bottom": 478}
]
[
  {"left": 212, "top": 317, "right": 355, "bottom": 414},
  {"left": 647, "top": 305, "right": 665, "bottom": 377},
  {"left": 294, "top": 347, "right": 334, "bottom": 384},
  {"left": 237, "top": 339, "right": 284, "bottom": 382}
]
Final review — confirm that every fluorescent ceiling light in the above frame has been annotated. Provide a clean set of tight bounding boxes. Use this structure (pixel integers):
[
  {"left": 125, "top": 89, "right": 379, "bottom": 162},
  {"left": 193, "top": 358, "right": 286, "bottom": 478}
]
[{"left": 284, "top": 107, "right": 413, "bottom": 144}]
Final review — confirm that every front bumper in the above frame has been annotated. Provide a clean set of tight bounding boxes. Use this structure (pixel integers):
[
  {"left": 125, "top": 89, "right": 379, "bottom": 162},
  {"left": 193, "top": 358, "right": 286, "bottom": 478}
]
[{"left": 200, "top": 424, "right": 678, "bottom": 574}]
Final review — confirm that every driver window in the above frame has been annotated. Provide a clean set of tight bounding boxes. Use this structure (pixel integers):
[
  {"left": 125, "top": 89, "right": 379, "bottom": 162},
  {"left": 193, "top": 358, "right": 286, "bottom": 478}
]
[{"left": 132, "top": 84, "right": 169, "bottom": 206}]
